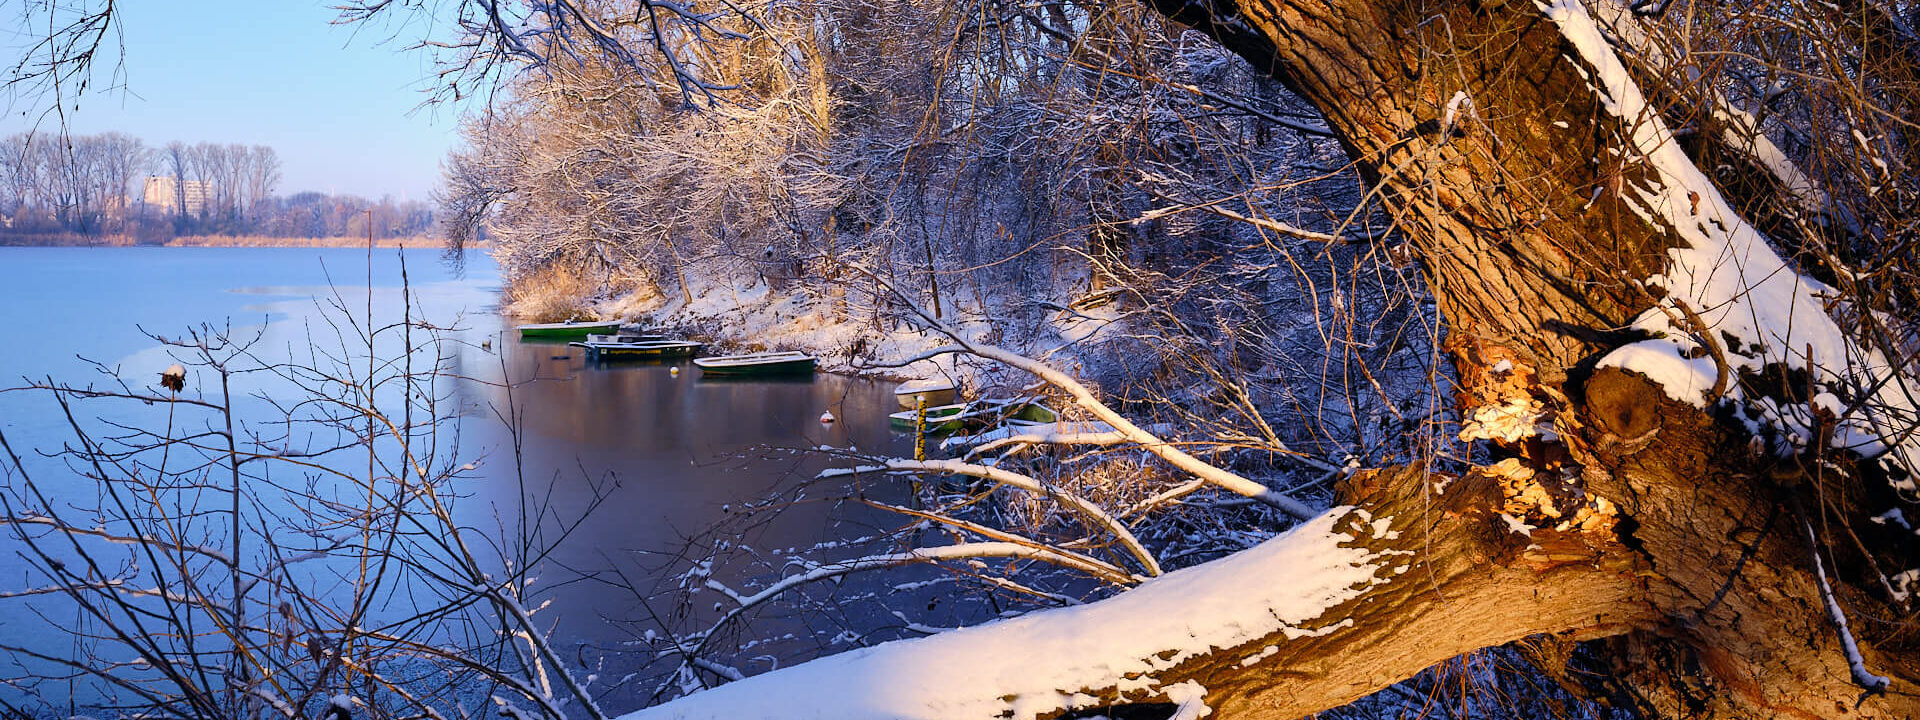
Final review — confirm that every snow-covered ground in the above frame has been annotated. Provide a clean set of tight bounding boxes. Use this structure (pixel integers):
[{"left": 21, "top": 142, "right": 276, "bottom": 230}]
[{"left": 567, "top": 271, "right": 1128, "bottom": 396}]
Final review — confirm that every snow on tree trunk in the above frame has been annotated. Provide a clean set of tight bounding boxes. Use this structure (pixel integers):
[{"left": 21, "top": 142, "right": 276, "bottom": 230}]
[
  {"left": 1141, "top": 0, "right": 1920, "bottom": 715},
  {"left": 621, "top": 467, "right": 1647, "bottom": 719}
]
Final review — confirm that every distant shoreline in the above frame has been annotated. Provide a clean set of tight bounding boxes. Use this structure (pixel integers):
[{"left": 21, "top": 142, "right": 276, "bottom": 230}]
[{"left": 0, "top": 233, "right": 481, "bottom": 249}]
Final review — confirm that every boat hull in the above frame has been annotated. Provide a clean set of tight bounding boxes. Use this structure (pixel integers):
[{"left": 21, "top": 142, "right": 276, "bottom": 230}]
[
  {"left": 693, "top": 352, "right": 818, "bottom": 376},
  {"left": 895, "top": 388, "right": 958, "bottom": 409},
  {"left": 888, "top": 400, "right": 1055, "bottom": 435},
  {"left": 573, "top": 340, "right": 704, "bottom": 360},
  {"left": 517, "top": 320, "right": 623, "bottom": 338},
  {"left": 887, "top": 403, "right": 969, "bottom": 433}
]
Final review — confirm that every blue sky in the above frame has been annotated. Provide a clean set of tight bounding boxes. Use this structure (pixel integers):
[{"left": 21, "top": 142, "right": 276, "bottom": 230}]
[{"left": 1, "top": 0, "right": 460, "bottom": 200}]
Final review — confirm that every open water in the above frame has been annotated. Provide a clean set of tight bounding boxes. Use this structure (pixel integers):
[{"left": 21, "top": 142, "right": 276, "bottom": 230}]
[{"left": 0, "top": 246, "right": 915, "bottom": 710}]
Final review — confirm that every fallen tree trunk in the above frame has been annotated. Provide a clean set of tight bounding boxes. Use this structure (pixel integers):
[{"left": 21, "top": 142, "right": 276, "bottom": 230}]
[
  {"left": 625, "top": 464, "right": 1651, "bottom": 719},
  {"left": 627, "top": 369, "right": 1915, "bottom": 720},
  {"left": 1139, "top": 0, "right": 1920, "bottom": 714}
]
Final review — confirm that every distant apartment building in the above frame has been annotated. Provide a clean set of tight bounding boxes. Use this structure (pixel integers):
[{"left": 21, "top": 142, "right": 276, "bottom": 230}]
[{"left": 142, "top": 176, "right": 210, "bottom": 216}]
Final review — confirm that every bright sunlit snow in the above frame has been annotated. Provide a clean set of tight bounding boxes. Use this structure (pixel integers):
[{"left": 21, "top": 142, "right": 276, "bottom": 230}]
[
  {"left": 620, "top": 508, "right": 1401, "bottom": 720},
  {"left": 1543, "top": 0, "right": 1919, "bottom": 484}
]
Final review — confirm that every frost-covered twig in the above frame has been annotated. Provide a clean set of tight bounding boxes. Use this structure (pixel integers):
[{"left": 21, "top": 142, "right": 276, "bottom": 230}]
[
  {"left": 829, "top": 458, "right": 1162, "bottom": 576},
  {"left": 864, "top": 279, "right": 1326, "bottom": 520},
  {"left": 1123, "top": 479, "right": 1212, "bottom": 518},
  {"left": 964, "top": 427, "right": 1133, "bottom": 460},
  {"left": 474, "top": 580, "right": 610, "bottom": 720},
  {"left": 1136, "top": 185, "right": 1364, "bottom": 245},
  {"left": 0, "top": 515, "right": 234, "bottom": 564},
  {"left": 1797, "top": 504, "right": 1891, "bottom": 693},
  {"left": 242, "top": 684, "right": 299, "bottom": 718},
  {"left": 861, "top": 500, "right": 1144, "bottom": 586},
  {"left": 658, "top": 542, "right": 1148, "bottom": 700}
]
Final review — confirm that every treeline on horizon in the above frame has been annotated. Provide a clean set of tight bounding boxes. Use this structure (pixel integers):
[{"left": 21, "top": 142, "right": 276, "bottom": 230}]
[{"left": 0, "top": 131, "right": 433, "bottom": 243}]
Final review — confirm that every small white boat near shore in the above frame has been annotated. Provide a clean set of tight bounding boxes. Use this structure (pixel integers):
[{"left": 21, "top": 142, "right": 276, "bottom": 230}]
[{"left": 894, "top": 377, "right": 958, "bottom": 409}]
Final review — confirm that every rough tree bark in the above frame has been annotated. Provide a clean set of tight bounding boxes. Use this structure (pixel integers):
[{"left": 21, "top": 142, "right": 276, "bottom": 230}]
[{"left": 1138, "top": 0, "right": 1920, "bottom": 716}]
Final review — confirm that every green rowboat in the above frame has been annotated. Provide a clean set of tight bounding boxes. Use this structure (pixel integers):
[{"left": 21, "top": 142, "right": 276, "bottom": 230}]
[
  {"left": 693, "top": 351, "right": 818, "bottom": 376},
  {"left": 889, "top": 399, "right": 1058, "bottom": 435},
  {"left": 516, "top": 320, "right": 623, "bottom": 339},
  {"left": 887, "top": 403, "right": 970, "bottom": 433}
]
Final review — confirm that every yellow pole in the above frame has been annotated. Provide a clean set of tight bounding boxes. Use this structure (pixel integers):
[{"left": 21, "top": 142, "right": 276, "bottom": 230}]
[{"left": 914, "top": 394, "right": 927, "bottom": 461}]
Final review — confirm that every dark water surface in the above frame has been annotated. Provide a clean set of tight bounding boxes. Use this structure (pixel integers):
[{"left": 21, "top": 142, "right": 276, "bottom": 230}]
[
  {"left": 0, "top": 246, "right": 912, "bottom": 708},
  {"left": 470, "top": 327, "right": 918, "bottom": 683}
]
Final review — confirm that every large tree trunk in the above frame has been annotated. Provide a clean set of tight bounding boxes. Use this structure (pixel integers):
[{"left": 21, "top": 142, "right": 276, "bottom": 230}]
[
  {"left": 623, "top": 0, "right": 1920, "bottom": 718},
  {"left": 1142, "top": 0, "right": 1920, "bottom": 716}
]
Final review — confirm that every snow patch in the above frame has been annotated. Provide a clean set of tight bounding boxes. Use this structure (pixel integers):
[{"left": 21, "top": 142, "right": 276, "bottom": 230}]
[
  {"left": 1543, "top": 0, "right": 1919, "bottom": 482},
  {"left": 1500, "top": 513, "right": 1536, "bottom": 537},
  {"left": 619, "top": 508, "right": 1401, "bottom": 720},
  {"left": 1894, "top": 569, "right": 1920, "bottom": 602},
  {"left": 1872, "top": 508, "right": 1910, "bottom": 530},
  {"left": 1238, "top": 645, "right": 1280, "bottom": 668},
  {"left": 1164, "top": 680, "right": 1213, "bottom": 720}
]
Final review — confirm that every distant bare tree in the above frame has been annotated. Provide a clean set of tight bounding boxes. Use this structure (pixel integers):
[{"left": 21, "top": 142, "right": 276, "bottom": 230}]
[
  {"left": 0, "top": 133, "right": 40, "bottom": 227},
  {"left": 241, "top": 144, "right": 282, "bottom": 225},
  {"left": 93, "top": 131, "right": 149, "bottom": 230},
  {"left": 164, "top": 140, "right": 192, "bottom": 223}
]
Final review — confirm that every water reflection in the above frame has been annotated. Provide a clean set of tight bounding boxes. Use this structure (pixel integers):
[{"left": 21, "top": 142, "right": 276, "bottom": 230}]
[
  {"left": 0, "top": 248, "right": 926, "bottom": 711},
  {"left": 450, "top": 320, "right": 918, "bottom": 703}
]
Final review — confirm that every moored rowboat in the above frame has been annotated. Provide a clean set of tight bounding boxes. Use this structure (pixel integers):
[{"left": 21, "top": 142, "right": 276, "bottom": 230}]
[
  {"left": 894, "top": 377, "right": 959, "bottom": 409},
  {"left": 887, "top": 403, "right": 970, "bottom": 433},
  {"left": 571, "top": 338, "right": 704, "bottom": 359},
  {"left": 693, "top": 351, "right": 817, "bottom": 376},
  {"left": 517, "top": 320, "right": 623, "bottom": 338},
  {"left": 888, "top": 398, "right": 1058, "bottom": 436},
  {"left": 584, "top": 332, "right": 669, "bottom": 343}
]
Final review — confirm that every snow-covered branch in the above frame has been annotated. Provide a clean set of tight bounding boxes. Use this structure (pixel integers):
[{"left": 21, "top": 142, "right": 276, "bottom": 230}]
[
  {"left": 963, "top": 426, "right": 1133, "bottom": 461},
  {"left": 617, "top": 466, "right": 1650, "bottom": 720},
  {"left": 868, "top": 288, "right": 1327, "bottom": 521},
  {"left": 1545, "top": 0, "right": 1920, "bottom": 483},
  {"left": 861, "top": 500, "right": 1145, "bottom": 586},
  {"left": 1589, "top": 0, "right": 1834, "bottom": 219},
  {"left": 618, "top": 507, "right": 1396, "bottom": 720},
  {"left": 826, "top": 458, "right": 1162, "bottom": 577},
  {"left": 931, "top": 342, "right": 1323, "bottom": 520}
]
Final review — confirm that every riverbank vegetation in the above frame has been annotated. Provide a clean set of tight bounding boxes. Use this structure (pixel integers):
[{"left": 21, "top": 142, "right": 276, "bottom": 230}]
[{"left": 441, "top": 0, "right": 1429, "bottom": 463}]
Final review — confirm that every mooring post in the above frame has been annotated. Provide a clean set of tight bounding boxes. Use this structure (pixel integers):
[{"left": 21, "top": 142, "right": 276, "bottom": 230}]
[{"left": 913, "top": 394, "right": 927, "bottom": 461}]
